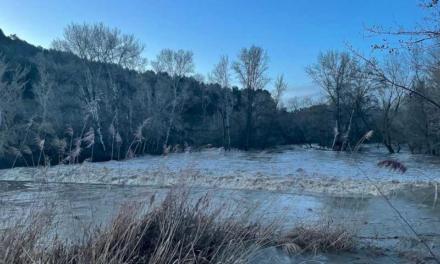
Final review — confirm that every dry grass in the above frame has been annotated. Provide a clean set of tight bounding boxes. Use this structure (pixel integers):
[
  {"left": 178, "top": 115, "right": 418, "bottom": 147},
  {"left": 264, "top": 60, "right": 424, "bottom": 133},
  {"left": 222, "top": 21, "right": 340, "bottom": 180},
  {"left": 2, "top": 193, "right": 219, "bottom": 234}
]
[
  {"left": 278, "top": 223, "right": 355, "bottom": 255},
  {"left": 0, "top": 189, "right": 355, "bottom": 264},
  {"left": 0, "top": 207, "right": 54, "bottom": 264}
]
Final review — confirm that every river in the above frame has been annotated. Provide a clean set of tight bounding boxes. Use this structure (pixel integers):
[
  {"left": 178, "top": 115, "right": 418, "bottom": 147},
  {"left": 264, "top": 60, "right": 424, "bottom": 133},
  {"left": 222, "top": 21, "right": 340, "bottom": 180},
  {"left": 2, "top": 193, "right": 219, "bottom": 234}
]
[{"left": 0, "top": 145, "right": 440, "bottom": 263}]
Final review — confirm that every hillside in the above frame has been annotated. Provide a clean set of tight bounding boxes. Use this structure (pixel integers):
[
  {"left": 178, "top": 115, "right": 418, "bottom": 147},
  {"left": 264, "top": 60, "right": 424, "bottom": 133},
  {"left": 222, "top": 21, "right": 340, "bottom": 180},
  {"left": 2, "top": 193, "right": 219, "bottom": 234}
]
[{"left": 0, "top": 29, "right": 322, "bottom": 168}]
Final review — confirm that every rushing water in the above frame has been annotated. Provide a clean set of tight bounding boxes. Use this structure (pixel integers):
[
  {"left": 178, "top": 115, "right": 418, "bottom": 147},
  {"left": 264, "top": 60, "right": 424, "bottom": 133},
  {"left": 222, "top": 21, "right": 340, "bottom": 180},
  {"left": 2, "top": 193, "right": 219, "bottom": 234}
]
[
  {"left": 1, "top": 145, "right": 440, "bottom": 192},
  {"left": 90, "top": 144, "right": 440, "bottom": 182},
  {"left": 1, "top": 146, "right": 440, "bottom": 263},
  {"left": 0, "top": 181, "right": 439, "bottom": 263}
]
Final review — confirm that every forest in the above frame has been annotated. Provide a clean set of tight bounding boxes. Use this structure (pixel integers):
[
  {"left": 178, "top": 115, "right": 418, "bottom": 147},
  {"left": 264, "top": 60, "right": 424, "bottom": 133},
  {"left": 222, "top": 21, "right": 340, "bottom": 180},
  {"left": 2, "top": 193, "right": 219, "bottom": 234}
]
[{"left": 1, "top": 11, "right": 440, "bottom": 168}]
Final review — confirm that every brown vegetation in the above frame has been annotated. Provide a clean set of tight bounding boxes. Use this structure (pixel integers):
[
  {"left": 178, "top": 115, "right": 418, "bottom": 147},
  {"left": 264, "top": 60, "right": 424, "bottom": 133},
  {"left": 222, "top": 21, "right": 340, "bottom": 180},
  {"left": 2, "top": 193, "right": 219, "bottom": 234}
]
[{"left": 0, "top": 189, "right": 355, "bottom": 264}]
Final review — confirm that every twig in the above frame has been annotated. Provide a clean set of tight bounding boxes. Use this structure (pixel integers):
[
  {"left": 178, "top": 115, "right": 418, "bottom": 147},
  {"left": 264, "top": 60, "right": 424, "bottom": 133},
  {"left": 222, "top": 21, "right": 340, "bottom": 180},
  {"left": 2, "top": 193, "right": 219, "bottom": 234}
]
[{"left": 349, "top": 47, "right": 440, "bottom": 110}]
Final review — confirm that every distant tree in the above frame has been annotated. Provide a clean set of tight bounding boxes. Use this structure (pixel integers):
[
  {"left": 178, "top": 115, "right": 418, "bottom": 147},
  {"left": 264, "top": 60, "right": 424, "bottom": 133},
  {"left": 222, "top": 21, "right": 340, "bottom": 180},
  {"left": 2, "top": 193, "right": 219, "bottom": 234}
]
[
  {"left": 1, "top": 27, "right": 367, "bottom": 167},
  {"left": 209, "top": 56, "right": 233, "bottom": 149},
  {"left": 233, "top": 46, "right": 269, "bottom": 149},
  {"left": 152, "top": 49, "right": 194, "bottom": 149},
  {"left": 403, "top": 48, "right": 440, "bottom": 155},
  {"left": 33, "top": 54, "right": 57, "bottom": 127},
  {"left": 307, "top": 51, "right": 362, "bottom": 151},
  {"left": 193, "top": 73, "right": 205, "bottom": 83},
  {"left": 272, "top": 74, "right": 288, "bottom": 109},
  {"left": 152, "top": 49, "right": 194, "bottom": 77},
  {"left": 52, "top": 22, "right": 146, "bottom": 70},
  {"left": 209, "top": 56, "right": 231, "bottom": 88},
  {"left": 372, "top": 54, "right": 409, "bottom": 153},
  {"left": 287, "top": 96, "right": 317, "bottom": 112}
]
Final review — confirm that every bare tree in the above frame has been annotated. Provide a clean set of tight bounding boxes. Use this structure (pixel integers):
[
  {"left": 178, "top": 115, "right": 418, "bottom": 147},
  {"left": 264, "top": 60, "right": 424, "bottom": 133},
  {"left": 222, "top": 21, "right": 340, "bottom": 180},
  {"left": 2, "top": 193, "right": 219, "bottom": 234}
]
[
  {"left": 210, "top": 55, "right": 233, "bottom": 149},
  {"left": 307, "top": 51, "right": 360, "bottom": 151},
  {"left": 272, "top": 74, "right": 288, "bottom": 109},
  {"left": 233, "top": 46, "right": 269, "bottom": 149},
  {"left": 52, "top": 22, "right": 146, "bottom": 70},
  {"left": 52, "top": 23, "right": 148, "bottom": 153},
  {"left": 373, "top": 54, "right": 409, "bottom": 153},
  {"left": 77, "top": 68, "right": 106, "bottom": 152},
  {"left": 287, "top": 96, "right": 312, "bottom": 111},
  {"left": 152, "top": 49, "right": 194, "bottom": 77},
  {"left": 33, "top": 54, "right": 57, "bottom": 127},
  {"left": 342, "top": 61, "right": 376, "bottom": 150},
  {"left": 152, "top": 49, "right": 194, "bottom": 149},
  {"left": 367, "top": 1, "right": 440, "bottom": 50},
  {"left": 193, "top": 73, "right": 205, "bottom": 83},
  {"left": 210, "top": 56, "right": 231, "bottom": 88},
  {"left": 360, "top": 1, "right": 440, "bottom": 110}
]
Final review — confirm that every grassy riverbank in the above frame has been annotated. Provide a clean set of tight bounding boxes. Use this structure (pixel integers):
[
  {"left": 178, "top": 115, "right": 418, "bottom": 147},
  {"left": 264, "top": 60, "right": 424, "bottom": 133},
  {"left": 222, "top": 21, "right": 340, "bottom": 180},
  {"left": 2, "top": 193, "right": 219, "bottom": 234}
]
[{"left": 0, "top": 188, "right": 354, "bottom": 264}]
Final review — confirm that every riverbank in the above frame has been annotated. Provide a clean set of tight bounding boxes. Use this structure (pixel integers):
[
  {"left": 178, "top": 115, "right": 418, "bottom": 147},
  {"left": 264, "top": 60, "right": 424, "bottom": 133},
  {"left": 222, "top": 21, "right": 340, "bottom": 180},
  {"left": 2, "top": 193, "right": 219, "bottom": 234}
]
[
  {"left": 1, "top": 147, "right": 439, "bottom": 262},
  {"left": 0, "top": 187, "right": 358, "bottom": 264},
  {"left": 1, "top": 181, "right": 439, "bottom": 263}
]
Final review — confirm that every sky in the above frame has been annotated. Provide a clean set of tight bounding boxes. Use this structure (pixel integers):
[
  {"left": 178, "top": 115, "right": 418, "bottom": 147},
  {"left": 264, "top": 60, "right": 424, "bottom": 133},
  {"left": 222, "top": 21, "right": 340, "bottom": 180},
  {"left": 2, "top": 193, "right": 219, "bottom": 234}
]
[{"left": 0, "top": 0, "right": 428, "bottom": 98}]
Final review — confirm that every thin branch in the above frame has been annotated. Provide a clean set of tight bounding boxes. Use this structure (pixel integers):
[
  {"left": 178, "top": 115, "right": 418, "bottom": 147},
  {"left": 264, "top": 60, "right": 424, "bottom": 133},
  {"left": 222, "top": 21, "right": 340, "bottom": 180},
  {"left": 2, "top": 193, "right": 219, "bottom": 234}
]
[{"left": 350, "top": 48, "right": 440, "bottom": 110}]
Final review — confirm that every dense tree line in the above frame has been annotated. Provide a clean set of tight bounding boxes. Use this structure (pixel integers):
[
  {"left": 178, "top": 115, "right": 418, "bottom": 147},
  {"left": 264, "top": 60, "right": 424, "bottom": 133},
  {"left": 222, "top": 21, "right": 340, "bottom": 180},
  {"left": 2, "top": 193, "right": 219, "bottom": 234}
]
[
  {"left": 0, "top": 26, "right": 306, "bottom": 168},
  {"left": 3, "top": 4, "right": 440, "bottom": 169}
]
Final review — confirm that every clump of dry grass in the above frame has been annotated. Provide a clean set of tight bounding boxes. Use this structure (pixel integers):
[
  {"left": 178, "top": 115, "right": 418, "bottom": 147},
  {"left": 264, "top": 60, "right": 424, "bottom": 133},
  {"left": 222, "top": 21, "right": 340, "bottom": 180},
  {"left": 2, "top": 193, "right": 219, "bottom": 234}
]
[
  {"left": 0, "top": 190, "right": 276, "bottom": 264},
  {"left": 278, "top": 222, "right": 355, "bottom": 255},
  {"left": 0, "top": 208, "right": 53, "bottom": 264},
  {"left": 0, "top": 189, "right": 356, "bottom": 264}
]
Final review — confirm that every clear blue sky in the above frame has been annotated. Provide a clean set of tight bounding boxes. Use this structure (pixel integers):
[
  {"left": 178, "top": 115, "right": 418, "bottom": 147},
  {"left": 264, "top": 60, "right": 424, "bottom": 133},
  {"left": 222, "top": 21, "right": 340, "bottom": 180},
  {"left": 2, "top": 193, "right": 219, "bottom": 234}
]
[{"left": 0, "top": 0, "right": 427, "bottom": 98}]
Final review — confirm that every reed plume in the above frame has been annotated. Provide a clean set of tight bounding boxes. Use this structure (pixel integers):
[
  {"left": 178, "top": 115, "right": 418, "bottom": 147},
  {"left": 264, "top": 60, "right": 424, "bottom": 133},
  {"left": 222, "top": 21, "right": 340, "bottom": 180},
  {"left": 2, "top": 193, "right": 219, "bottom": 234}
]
[{"left": 377, "top": 159, "right": 407, "bottom": 173}]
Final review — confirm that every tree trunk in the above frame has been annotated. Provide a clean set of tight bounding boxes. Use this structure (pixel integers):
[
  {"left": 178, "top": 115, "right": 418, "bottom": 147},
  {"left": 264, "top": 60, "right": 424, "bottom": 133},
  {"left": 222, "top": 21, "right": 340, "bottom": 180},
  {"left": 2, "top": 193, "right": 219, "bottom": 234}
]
[
  {"left": 221, "top": 111, "right": 227, "bottom": 149},
  {"left": 383, "top": 141, "right": 395, "bottom": 154},
  {"left": 226, "top": 111, "right": 231, "bottom": 150},
  {"left": 164, "top": 78, "right": 179, "bottom": 149},
  {"left": 382, "top": 112, "right": 395, "bottom": 154},
  {"left": 245, "top": 89, "right": 254, "bottom": 150},
  {"left": 341, "top": 109, "right": 355, "bottom": 151},
  {"left": 332, "top": 120, "right": 343, "bottom": 151}
]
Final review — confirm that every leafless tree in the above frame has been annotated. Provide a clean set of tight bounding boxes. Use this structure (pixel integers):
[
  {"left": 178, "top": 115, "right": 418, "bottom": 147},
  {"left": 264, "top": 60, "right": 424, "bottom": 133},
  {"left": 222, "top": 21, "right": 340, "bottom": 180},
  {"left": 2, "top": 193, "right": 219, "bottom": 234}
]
[
  {"left": 77, "top": 68, "right": 106, "bottom": 151},
  {"left": 52, "top": 23, "right": 149, "bottom": 154},
  {"left": 272, "top": 74, "right": 288, "bottom": 109},
  {"left": 152, "top": 49, "right": 194, "bottom": 77},
  {"left": 367, "top": 1, "right": 440, "bottom": 49},
  {"left": 360, "top": 1, "right": 440, "bottom": 110},
  {"left": 286, "top": 96, "right": 313, "bottom": 111},
  {"left": 52, "top": 22, "right": 146, "bottom": 70},
  {"left": 210, "top": 55, "right": 233, "bottom": 149},
  {"left": 33, "top": 54, "right": 57, "bottom": 126},
  {"left": 373, "top": 54, "right": 409, "bottom": 153},
  {"left": 307, "top": 51, "right": 360, "bottom": 150},
  {"left": 233, "top": 46, "right": 269, "bottom": 149},
  {"left": 233, "top": 46, "right": 270, "bottom": 91},
  {"left": 152, "top": 49, "right": 194, "bottom": 149},
  {"left": 193, "top": 73, "right": 206, "bottom": 83}
]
